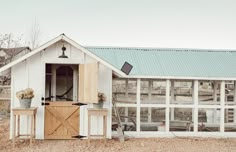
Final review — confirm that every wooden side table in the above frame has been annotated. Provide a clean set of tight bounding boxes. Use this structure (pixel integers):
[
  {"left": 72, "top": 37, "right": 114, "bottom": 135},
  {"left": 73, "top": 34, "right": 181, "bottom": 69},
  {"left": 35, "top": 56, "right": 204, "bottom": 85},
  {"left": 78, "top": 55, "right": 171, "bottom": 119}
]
[
  {"left": 87, "top": 108, "right": 108, "bottom": 145},
  {"left": 12, "top": 107, "right": 37, "bottom": 148}
]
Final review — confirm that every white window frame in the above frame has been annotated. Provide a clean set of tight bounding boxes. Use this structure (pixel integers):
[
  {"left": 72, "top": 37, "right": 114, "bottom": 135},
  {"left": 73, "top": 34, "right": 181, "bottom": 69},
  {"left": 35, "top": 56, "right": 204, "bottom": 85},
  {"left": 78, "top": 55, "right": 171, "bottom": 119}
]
[{"left": 112, "top": 78, "right": 236, "bottom": 137}]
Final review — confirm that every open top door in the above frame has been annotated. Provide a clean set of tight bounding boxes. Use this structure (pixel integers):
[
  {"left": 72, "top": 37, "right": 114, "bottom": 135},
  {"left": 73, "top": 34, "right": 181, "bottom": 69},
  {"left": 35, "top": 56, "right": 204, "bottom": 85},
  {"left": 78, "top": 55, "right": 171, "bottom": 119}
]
[{"left": 79, "top": 62, "right": 98, "bottom": 103}]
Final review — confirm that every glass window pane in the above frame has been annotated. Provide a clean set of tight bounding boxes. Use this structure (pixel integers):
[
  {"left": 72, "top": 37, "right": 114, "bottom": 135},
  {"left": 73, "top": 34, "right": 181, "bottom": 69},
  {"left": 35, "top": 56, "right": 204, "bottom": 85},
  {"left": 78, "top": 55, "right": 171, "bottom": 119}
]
[
  {"left": 169, "top": 108, "right": 194, "bottom": 132},
  {"left": 225, "top": 81, "right": 235, "bottom": 106},
  {"left": 198, "top": 81, "right": 220, "bottom": 105},
  {"left": 113, "top": 79, "right": 137, "bottom": 104},
  {"left": 141, "top": 80, "right": 166, "bottom": 104},
  {"left": 225, "top": 108, "right": 236, "bottom": 132},
  {"left": 140, "top": 107, "right": 166, "bottom": 131},
  {"left": 112, "top": 107, "right": 136, "bottom": 131},
  {"left": 170, "top": 81, "right": 193, "bottom": 105},
  {"left": 198, "top": 108, "right": 220, "bottom": 132}
]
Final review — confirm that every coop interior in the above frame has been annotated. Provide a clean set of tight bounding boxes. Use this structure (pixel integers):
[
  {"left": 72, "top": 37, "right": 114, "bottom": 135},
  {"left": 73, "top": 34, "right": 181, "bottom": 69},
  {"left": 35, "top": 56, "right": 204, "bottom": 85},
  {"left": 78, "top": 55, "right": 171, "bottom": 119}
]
[
  {"left": 112, "top": 78, "right": 236, "bottom": 132},
  {"left": 45, "top": 64, "right": 77, "bottom": 102}
]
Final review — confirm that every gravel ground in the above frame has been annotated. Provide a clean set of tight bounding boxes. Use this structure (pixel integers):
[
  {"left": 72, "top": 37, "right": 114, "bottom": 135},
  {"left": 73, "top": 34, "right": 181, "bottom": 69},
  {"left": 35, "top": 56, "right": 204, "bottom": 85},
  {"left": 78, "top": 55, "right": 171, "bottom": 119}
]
[{"left": 1, "top": 118, "right": 236, "bottom": 152}]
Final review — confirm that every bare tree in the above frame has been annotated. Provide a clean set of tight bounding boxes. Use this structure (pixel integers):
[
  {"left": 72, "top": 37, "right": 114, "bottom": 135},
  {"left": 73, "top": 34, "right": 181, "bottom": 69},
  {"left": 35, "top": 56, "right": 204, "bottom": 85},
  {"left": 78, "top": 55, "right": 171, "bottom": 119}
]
[
  {"left": 0, "top": 33, "right": 24, "bottom": 66},
  {"left": 0, "top": 34, "right": 23, "bottom": 48},
  {"left": 0, "top": 33, "right": 24, "bottom": 86},
  {"left": 29, "top": 19, "right": 41, "bottom": 49}
]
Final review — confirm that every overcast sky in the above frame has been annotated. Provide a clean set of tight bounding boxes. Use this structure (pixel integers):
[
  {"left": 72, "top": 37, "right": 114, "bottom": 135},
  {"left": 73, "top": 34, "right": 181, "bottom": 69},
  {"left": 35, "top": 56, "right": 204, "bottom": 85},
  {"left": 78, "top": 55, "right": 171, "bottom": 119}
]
[{"left": 1, "top": 0, "right": 236, "bottom": 49}]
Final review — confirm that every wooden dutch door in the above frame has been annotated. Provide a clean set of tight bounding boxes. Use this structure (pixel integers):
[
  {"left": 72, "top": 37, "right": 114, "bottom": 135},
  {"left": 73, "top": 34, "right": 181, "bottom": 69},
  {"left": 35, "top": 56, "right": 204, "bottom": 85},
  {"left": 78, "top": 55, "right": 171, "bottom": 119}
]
[{"left": 44, "top": 62, "right": 98, "bottom": 139}]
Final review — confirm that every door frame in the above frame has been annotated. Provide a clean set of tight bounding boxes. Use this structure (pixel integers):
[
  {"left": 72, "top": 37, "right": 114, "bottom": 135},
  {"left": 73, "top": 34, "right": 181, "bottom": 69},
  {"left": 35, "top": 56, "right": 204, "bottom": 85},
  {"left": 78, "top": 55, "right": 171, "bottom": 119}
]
[
  {"left": 42, "top": 61, "right": 81, "bottom": 139},
  {"left": 50, "top": 64, "right": 78, "bottom": 102}
]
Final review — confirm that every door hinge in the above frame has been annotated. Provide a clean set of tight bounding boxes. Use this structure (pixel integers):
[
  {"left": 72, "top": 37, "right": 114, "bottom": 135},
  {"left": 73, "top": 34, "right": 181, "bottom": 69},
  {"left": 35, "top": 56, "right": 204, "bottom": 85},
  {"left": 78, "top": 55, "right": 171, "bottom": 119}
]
[
  {"left": 72, "top": 102, "right": 87, "bottom": 106},
  {"left": 41, "top": 102, "right": 50, "bottom": 106},
  {"left": 72, "top": 135, "right": 87, "bottom": 139}
]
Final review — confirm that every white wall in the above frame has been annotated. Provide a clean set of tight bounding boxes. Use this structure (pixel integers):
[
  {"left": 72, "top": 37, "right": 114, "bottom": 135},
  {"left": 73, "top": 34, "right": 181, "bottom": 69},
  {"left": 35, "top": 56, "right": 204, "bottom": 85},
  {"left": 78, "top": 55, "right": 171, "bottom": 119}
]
[
  {"left": 10, "top": 41, "right": 112, "bottom": 139},
  {"left": 10, "top": 52, "right": 45, "bottom": 139}
]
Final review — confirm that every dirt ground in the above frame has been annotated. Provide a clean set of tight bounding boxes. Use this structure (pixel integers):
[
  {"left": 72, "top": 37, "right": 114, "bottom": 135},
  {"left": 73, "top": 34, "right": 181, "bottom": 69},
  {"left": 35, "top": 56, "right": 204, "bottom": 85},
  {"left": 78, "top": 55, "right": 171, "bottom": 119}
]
[{"left": 0, "top": 119, "right": 236, "bottom": 152}]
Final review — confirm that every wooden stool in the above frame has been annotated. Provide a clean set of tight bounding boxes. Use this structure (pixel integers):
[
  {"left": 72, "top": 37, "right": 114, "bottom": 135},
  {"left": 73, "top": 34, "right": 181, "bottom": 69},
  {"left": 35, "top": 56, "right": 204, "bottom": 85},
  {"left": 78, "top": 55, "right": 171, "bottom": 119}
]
[
  {"left": 87, "top": 108, "right": 108, "bottom": 145},
  {"left": 12, "top": 107, "right": 37, "bottom": 148}
]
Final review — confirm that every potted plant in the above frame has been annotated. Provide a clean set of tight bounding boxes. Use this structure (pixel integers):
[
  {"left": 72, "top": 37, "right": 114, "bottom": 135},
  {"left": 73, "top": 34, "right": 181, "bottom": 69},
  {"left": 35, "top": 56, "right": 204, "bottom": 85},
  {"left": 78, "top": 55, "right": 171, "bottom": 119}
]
[
  {"left": 16, "top": 88, "right": 34, "bottom": 108},
  {"left": 93, "top": 92, "right": 106, "bottom": 109}
]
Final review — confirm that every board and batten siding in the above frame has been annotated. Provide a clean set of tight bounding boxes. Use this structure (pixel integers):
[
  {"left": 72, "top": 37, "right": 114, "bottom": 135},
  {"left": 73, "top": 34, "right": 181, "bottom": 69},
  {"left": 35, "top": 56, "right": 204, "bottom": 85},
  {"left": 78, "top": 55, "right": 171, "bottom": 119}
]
[{"left": 10, "top": 41, "right": 112, "bottom": 139}]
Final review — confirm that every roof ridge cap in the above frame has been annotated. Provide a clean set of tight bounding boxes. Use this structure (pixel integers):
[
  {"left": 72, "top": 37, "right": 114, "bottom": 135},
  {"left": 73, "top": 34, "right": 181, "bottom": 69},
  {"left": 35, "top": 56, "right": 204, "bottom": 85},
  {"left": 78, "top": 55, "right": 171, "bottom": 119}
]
[{"left": 86, "top": 46, "right": 236, "bottom": 52}]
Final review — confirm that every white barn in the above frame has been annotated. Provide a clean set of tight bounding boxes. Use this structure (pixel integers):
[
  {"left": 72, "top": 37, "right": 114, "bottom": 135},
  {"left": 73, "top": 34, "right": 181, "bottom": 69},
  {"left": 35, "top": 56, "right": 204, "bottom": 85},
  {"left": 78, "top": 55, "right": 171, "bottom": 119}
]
[{"left": 1, "top": 34, "right": 236, "bottom": 139}]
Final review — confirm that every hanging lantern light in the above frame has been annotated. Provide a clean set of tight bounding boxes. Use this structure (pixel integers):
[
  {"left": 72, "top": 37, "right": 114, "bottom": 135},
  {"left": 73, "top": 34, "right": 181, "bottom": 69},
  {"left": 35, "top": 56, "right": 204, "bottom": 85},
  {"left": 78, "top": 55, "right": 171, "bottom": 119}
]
[{"left": 58, "top": 45, "right": 68, "bottom": 58}]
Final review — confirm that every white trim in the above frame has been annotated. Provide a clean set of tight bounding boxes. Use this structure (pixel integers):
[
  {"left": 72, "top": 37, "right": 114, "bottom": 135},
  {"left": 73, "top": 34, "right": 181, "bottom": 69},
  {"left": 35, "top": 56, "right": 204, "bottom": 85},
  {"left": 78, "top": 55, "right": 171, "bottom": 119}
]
[
  {"left": 0, "top": 98, "right": 11, "bottom": 100},
  {"left": 0, "top": 34, "right": 126, "bottom": 77},
  {"left": 213, "top": 81, "right": 217, "bottom": 102},
  {"left": 125, "top": 75, "right": 236, "bottom": 81},
  {"left": 113, "top": 131, "right": 236, "bottom": 138},
  {"left": 41, "top": 61, "right": 46, "bottom": 139},
  {"left": 170, "top": 80, "right": 174, "bottom": 120},
  {"left": 193, "top": 80, "right": 198, "bottom": 132},
  {"left": 225, "top": 105, "right": 236, "bottom": 108},
  {"left": 61, "top": 36, "right": 126, "bottom": 77},
  {"left": 10, "top": 68, "right": 14, "bottom": 139},
  {"left": 125, "top": 80, "right": 129, "bottom": 123},
  {"left": 108, "top": 69, "right": 113, "bottom": 139},
  {"left": 198, "top": 105, "right": 222, "bottom": 108},
  {"left": 136, "top": 78, "right": 141, "bottom": 135},
  {"left": 148, "top": 80, "right": 152, "bottom": 123},
  {"left": 169, "top": 105, "right": 195, "bottom": 108},
  {"left": 165, "top": 79, "right": 170, "bottom": 132},
  {"left": 220, "top": 81, "right": 225, "bottom": 132},
  {"left": 140, "top": 104, "right": 167, "bottom": 108},
  {"left": 26, "top": 59, "right": 29, "bottom": 88},
  {"left": 115, "top": 103, "right": 137, "bottom": 107},
  {"left": 52, "top": 65, "right": 56, "bottom": 101},
  {"left": 0, "top": 35, "right": 63, "bottom": 73},
  {"left": 42, "top": 58, "right": 83, "bottom": 64},
  {"left": 73, "top": 68, "right": 78, "bottom": 101}
]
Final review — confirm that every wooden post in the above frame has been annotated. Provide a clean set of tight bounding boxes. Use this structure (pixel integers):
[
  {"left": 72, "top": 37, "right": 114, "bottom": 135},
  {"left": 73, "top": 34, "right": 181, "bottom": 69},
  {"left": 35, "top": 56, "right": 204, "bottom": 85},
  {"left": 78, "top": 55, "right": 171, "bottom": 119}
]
[
  {"left": 104, "top": 115, "right": 107, "bottom": 144},
  {"left": 125, "top": 79, "right": 128, "bottom": 123},
  {"left": 193, "top": 80, "right": 198, "bottom": 132},
  {"left": 52, "top": 65, "right": 57, "bottom": 101},
  {"left": 88, "top": 114, "right": 91, "bottom": 145},
  {"left": 148, "top": 80, "right": 152, "bottom": 123},
  {"left": 12, "top": 108, "right": 37, "bottom": 148},
  {"left": 17, "top": 115, "right": 20, "bottom": 137},
  {"left": 213, "top": 81, "right": 217, "bottom": 103},
  {"left": 165, "top": 79, "right": 170, "bottom": 132},
  {"left": 137, "top": 78, "right": 141, "bottom": 134},
  {"left": 13, "top": 115, "right": 16, "bottom": 148},
  {"left": 220, "top": 80, "right": 225, "bottom": 132},
  {"left": 30, "top": 114, "right": 34, "bottom": 146},
  {"left": 170, "top": 80, "right": 174, "bottom": 121},
  {"left": 73, "top": 67, "right": 78, "bottom": 101}
]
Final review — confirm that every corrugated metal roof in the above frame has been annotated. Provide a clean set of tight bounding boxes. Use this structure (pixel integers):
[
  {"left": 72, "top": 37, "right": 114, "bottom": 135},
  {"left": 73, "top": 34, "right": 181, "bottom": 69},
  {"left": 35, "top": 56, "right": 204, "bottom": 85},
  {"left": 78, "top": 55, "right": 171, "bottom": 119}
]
[{"left": 85, "top": 47, "right": 236, "bottom": 78}]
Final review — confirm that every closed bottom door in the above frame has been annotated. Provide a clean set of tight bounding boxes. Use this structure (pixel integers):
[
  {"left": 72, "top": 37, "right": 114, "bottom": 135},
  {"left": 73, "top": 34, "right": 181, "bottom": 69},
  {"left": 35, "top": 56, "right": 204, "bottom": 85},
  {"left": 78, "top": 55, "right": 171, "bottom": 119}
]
[{"left": 44, "top": 102, "right": 79, "bottom": 139}]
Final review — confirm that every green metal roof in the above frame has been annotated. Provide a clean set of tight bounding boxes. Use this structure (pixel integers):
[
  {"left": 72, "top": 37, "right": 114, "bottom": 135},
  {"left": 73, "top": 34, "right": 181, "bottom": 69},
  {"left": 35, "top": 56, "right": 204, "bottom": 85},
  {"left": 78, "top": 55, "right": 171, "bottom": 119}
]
[{"left": 86, "top": 47, "right": 236, "bottom": 79}]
